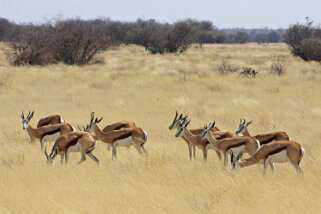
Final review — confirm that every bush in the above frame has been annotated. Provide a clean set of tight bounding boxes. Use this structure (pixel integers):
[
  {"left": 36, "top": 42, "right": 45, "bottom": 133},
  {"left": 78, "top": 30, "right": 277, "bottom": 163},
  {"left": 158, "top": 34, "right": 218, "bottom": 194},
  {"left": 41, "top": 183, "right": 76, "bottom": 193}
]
[
  {"left": 53, "top": 19, "right": 111, "bottom": 65},
  {"left": 284, "top": 19, "right": 321, "bottom": 62},
  {"left": 133, "top": 19, "right": 197, "bottom": 54},
  {"left": 6, "top": 25, "right": 55, "bottom": 65},
  {"left": 269, "top": 56, "right": 287, "bottom": 76},
  {"left": 6, "top": 19, "right": 113, "bottom": 65},
  {"left": 240, "top": 67, "right": 258, "bottom": 78},
  {"left": 217, "top": 57, "right": 239, "bottom": 74},
  {"left": 297, "top": 39, "right": 321, "bottom": 61}
]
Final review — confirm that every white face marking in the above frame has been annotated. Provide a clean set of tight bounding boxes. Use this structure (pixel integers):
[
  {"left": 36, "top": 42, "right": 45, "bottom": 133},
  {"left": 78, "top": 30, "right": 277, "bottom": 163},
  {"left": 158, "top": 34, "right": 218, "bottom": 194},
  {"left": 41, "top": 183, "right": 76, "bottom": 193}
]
[
  {"left": 115, "top": 136, "right": 133, "bottom": 147},
  {"left": 22, "top": 120, "right": 29, "bottom": 129}
]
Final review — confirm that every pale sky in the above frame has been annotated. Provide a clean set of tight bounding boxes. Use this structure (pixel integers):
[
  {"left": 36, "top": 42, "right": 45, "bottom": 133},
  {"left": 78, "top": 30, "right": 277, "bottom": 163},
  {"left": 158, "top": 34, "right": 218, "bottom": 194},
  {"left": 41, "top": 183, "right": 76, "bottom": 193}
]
[{"left": 1, "top": 0, "right": 320, "bottom": 28}]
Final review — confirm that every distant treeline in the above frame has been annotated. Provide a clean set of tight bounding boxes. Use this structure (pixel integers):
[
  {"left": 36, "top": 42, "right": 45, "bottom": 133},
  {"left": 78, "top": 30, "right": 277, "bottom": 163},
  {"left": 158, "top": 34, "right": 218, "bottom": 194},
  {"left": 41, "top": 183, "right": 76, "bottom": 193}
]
[
  {"left": 0, "top": 17, "right": 319, "bottom": 65},
  {"left": 0, "top": 17, "right": 285, "bottom": 45}
]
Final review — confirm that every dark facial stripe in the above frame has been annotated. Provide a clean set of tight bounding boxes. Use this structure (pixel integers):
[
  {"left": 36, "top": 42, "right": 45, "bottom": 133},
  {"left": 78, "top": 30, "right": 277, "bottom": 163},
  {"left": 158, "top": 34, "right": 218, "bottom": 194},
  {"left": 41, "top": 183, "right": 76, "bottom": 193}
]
[
  {"left": 114, "top": 133, "right": 132, "bottom": 141},
  {"left": 267, "top": 146, "right": 286, "bottom": 156}
]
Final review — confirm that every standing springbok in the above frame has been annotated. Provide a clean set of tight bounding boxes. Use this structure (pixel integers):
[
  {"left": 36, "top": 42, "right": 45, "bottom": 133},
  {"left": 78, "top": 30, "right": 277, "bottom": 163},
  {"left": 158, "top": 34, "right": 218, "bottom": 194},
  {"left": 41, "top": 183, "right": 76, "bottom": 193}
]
[
  {"left": 20, "top": 111, "right": 74, "bottom": 151},
  {"left": 85, "top": 112, "right": 146, "bottom": 151},
  {"left": 22, "top": 112, "right": 65, "bottom": 143},
  {"left": 175, "top": 119, "right": 234, "bottom": 161},
  {"left": 236, "top": 119, "right": 289, "bottom": 145},
  {"left": 88, "top": 114, "right": 148, "bottom": 159},
  {"left": 45, "top": 131, "right": 99, "bottom": 165},
  {"left": 201, "top": 122, "right": 260, "bottom": 166},
  {"left": 169, "top": 112, "right": 231, "bottom": 161},
  {"left": 230, "top": 140, "right": 305, "bottom": 173}
]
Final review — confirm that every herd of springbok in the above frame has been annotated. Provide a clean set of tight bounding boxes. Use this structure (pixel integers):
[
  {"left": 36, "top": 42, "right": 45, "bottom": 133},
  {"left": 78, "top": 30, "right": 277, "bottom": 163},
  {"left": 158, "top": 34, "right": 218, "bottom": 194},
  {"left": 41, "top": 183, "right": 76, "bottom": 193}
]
[{"left": 20, "top": 110, "right": 305, "bottom": 174}]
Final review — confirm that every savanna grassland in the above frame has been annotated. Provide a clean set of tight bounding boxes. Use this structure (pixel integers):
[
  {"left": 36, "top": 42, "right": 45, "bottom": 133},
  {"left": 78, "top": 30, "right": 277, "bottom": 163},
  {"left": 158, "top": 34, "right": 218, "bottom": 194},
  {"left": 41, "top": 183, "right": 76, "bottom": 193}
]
[{"left": 0, "top": 43, "right": 321, "bottom": 213}]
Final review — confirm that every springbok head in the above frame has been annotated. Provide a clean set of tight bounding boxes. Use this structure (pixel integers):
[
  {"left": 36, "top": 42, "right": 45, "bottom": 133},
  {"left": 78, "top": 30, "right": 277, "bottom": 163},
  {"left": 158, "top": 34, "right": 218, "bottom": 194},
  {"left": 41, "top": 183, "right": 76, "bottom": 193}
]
[
  {"left": 175, "top": 118, "right": 191, "bottom": 138},
  {"left": 44, "top": 146, "right": 57, "bottom": 164},
  {"left": 201, "top": 121, "right": 215, "bottom": 140},
  {"left": 236, "top": 118, "right": 253, "bottom": 135},
  {"left": 20, "top": 110, "right": 34, "bottom": 130},
  {"left": 169, "top": 111, "right": 188, "bottom": 130},
  {"left": 87, "top": 112, "right": 103, "bottom": 131}
]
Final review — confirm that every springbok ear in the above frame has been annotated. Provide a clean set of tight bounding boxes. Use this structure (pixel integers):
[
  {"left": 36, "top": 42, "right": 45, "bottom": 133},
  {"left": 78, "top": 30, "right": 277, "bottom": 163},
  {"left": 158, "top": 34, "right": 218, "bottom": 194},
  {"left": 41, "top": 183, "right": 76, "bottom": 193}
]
[
  {"left": 246, "top": 120, "right": 253, "bottom": 126},
  {"left": 182, "top": 115, "right": 188, "bottom": 121},
  {"left": 178, "top": 113, "right": 183, "bottom": 120},
  {"left": 184, "top": 119, "right": 191, "bottom": 127},
  {"left": 243, "top": 118, "right": 246, "bottom": 125}
]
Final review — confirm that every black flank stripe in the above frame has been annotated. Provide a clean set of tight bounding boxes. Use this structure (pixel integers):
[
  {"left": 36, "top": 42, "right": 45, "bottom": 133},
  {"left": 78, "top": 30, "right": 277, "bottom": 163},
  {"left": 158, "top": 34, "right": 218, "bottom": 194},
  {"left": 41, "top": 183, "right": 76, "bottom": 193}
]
[
  {"left": 267, "top": 146, "right": 286, "bottom": 156},
  {"left": 114, "top": 133, "right": 131, "bottom": 141},
  {"left": 68, "top": 136, "right": 81, "bottom": 147},
  {"left": 259, "top": 135, "right": 276, "bottom": 145},
  {"left": 43, "top": 128, "right": 60, "bottom": 137}
]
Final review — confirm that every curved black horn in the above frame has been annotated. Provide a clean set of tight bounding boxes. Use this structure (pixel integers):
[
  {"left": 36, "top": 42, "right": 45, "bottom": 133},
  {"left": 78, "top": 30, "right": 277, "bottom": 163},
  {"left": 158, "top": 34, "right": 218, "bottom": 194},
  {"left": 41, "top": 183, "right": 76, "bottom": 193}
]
[{"left": 90, "top": 112, "right": 95, "bottom": 124}]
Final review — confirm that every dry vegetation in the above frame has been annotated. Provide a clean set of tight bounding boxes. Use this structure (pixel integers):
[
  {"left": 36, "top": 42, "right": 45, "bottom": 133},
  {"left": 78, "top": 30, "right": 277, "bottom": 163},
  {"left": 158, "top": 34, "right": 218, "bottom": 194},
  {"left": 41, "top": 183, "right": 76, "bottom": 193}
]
[{"left": 0, "top": 43, "right": 321, "bottom": 213}]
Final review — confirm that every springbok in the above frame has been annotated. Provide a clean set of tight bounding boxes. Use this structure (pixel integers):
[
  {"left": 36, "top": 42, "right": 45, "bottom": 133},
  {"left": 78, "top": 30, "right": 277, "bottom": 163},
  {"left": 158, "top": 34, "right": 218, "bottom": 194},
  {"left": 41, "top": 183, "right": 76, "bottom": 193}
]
[
  {"left": 20, "top": 111, "right": 74, "bottom": 151},
  {"left": 202, "top": 122, "right": 260, "bottom": 166},
  {"left": 175, "top": 119, "right": 234, "bottom": 161},
  {"left": 230, "top": 140, "right": 305, "bottom": 173},
  {"left": 45, "top": 131, "right": 99, "bottom": 165},
  {"left": 22, "top": 112, "right": 65, "bottom": 143},
  {"left": 85, "top": 112, "right": 146, "bottom": 151},
  {"left": 169, "top": 112, "right": 232, "bottom": 161},
  {"left": 236, "top": 119, "right": 289, "bottom": 145},
  {"left": 88, "top": 114, "right": 148, "bottom": 159}
]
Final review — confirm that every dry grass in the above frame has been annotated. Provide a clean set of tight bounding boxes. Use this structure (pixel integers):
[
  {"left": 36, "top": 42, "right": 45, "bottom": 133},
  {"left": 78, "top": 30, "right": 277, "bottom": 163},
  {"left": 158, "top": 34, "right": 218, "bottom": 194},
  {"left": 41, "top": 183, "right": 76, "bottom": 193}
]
[{"left": 0, "top": 43, "right": 321, "bottom": 213}]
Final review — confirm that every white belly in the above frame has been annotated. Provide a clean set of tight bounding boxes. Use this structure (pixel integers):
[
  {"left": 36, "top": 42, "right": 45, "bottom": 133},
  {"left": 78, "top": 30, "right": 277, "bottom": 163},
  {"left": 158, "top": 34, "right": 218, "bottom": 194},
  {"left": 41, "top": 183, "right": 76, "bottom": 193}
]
[
  {"left": 267, "top": 150, "right": 288, "bottom": 163},
  {"left": 67, "top": 142, "right": 81, "bottom": 153},
  {"left": 42, "top": 132, "right": 61, "bottom": 142},
  {"left": 115, "top": 137, "right": 133, "bottom": 147}
]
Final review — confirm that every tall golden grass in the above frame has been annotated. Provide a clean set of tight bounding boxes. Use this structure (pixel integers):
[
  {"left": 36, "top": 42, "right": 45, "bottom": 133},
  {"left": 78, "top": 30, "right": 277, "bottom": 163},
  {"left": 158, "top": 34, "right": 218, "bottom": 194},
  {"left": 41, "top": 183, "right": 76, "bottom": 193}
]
[{"left": 0, "top": 43, "right": 321, "bottom": 213}]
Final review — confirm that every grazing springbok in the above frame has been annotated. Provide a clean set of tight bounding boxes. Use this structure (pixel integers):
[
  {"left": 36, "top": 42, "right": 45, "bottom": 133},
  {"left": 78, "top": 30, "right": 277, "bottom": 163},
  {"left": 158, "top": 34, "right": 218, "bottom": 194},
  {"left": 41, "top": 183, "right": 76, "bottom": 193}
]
[
  {"left": 37, "top": 114, "right": 65, "bottom": 128},
  {"left": 88, "top": 114, "right": 148, "bottom": 159},
  {"left": 45, "top": 131, "right": 99, "bottom": 165},
  {"left": 236, "top": 119, "right": 289, "bottom": 145},
  {"left": 174, "top": 119, "right": 234, "bottom": 161},
  {"left": 230, "top": 140, "right": 305, "bottom": 174},
  {"left": 85, "top": 112, "right": 145, "bottom": 151},
  {"left": 201, "top": 122, "right": 260, "bottom": 166},
  {"left": 169, "top": 112, "right": 232, "bottom": 161},
  {"left": 20, "top": 111, "right": 74, "bottom": 151}
]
